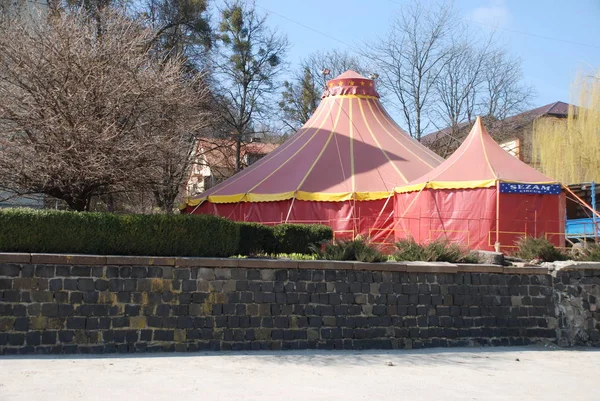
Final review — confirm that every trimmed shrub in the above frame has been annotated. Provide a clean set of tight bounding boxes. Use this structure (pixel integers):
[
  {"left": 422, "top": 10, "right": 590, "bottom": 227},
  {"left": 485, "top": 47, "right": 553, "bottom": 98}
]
[
  {"left": 515, "top": 236, "right": 566, "bottom": 262},
  {"left": 0, "top": 208, "right": 239, "bottom": 257},
  {"left": 273, "top": 223, "right": 333, "bottom": 254},
  {"left": 237, "top": 222, "right": 277, "bottom": 255}
]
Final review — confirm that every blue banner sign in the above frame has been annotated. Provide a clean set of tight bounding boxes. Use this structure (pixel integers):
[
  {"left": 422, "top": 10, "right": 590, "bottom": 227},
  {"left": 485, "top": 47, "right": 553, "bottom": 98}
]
[{"left": 499, "top": 182, "right": 561, "bottom": 195}]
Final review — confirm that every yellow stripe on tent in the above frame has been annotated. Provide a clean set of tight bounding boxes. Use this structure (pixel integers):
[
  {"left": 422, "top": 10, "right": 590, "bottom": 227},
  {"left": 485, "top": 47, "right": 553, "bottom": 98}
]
[{"left": 181, "top": 190, "right": 395, "bottom": 206}]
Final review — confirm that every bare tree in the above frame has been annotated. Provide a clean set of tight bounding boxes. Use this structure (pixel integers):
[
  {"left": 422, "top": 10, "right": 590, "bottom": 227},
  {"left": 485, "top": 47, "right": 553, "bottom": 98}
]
[
  {"left": 279, "top": 49, "right": 366, "bottom": 131},
  {"left": 367, "top": 1, "right": 533, "bottom": 148},
  {"left": 212, "top": 0, "right": 289, "bottom": 172},
  {"left": 481, "top": 48, "right": 534, "bottom": 120},
  {"left": 0, "top": 10, "right": 212, "bottom": 211},
  {"left": 368, "top": 1, "right": 454, "bottom": 141}
]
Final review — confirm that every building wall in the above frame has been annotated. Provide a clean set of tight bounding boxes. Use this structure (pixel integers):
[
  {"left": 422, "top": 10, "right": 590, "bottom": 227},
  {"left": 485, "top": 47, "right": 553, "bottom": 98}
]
[
  {"left": 1, "top": 255, "right": 598, "bottom": 354},
  {"left": 0, "top": 191, "right": 44, "bottom": 209}
]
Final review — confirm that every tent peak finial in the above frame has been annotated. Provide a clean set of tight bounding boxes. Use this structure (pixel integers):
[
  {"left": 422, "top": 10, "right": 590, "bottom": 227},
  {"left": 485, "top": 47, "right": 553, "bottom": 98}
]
[{"left": 324, "top": 70, "right": 379, "bottom": 99}]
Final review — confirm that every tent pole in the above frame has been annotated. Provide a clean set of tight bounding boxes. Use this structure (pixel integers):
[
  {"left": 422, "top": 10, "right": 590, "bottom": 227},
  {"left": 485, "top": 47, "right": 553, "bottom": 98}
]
[
  {"left": 372, "top": 192, "right": 394, "bottom": 243},
  {"left": 563, "top": 185, "right": 600, "bottom": 219},
  {"left": 495, "top": 181, "right": 500, "bottom": 252},
  {"left": 284, "top": 193, "right": 297, "bottom": 223},
  {"left": 189, "top": 199, "right": 205, "bottom": 215}
]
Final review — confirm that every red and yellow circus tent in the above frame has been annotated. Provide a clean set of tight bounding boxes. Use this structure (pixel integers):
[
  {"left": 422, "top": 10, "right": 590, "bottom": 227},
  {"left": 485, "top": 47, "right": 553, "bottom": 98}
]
[
  {"left": 182, "top": 71, "right": 442, "bottom": 242},
  {"left": 393, "top": 117, "right": 565, "bottom": 251}
]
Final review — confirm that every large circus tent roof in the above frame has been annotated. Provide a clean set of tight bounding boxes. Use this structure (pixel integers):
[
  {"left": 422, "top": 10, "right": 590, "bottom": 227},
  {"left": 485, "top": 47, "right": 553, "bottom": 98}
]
[
  {"left": 185, "top": 71, "right": 442, "bottom": 207},
  {"left": 395, "top": 117, "right": 558, "bottom": 193}
]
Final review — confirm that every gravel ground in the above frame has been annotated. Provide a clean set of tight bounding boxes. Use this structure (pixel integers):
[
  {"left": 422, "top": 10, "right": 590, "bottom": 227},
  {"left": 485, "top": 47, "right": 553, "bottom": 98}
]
[{"left": 1, "top": 346, "right": 598, "bottom": 401}]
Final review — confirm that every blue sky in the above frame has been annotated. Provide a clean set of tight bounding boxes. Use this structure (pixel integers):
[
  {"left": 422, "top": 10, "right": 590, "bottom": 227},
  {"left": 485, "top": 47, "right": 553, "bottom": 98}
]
[{"left": 243, "top": 0, "right": 600, "bottom": 116}]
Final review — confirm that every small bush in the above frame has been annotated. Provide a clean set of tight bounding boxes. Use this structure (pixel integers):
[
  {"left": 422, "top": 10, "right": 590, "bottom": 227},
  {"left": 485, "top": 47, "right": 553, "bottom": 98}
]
[
  {"left": 395, "top": 237, "right": 426, "bottom": 261},
  {"left": 515, "top": 236, "right": 566, "bottom": 262},
  {"left": 275, "top": 253, "right": 318, "bottom": 260},
  {"left": 461, "top": 252, "right": 481, "bottom": 264},
  {"left": 0, "top": 208, "right": 239, "bottom": 257},
  {"left": 312, "top": 238, "right": 386, "bottom": 263},
  {"left": 273, "top": 223, "right": 333, "bottom": 254},
  {"left": 423, "top": 239, "right": 465, "bottom": 262},
  {"left": 574, "top": 242, "right": 600, "bottom": 262},
  {"left": 237, "top": 222, "right": 277, "bottom": 255},
  {"left": 394, "top": 238, "right": 475, "bottom": 263}
]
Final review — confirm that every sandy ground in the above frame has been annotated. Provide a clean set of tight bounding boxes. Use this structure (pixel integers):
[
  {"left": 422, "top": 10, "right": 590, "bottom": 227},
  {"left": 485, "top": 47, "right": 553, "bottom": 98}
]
[{"left": 1, "top": 346, "right": 598, "bottom": 401}]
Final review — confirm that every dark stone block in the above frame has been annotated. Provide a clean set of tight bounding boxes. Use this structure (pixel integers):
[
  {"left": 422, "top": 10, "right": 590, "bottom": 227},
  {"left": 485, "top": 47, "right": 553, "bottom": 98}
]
[
  {"left": 26, "top": 331, "right": 41, "bottom": 346},
  {"left": 418, "top": 295, "right": 431, "bottom": 305},
  {"left": 42, "top": 331, "right": 57, "bottom": 345},
  {"left": 41, "top": 303, "right": 58, "bottom": 317},
  {"left": 112, "top": 317, "right": 128, "bottom": 328},
  {"left": 191, "top": 292, "right": 207, "bottom": 304},
  {"left": 57, "top": 304, "right": 74, "bottom": 317},
  {"left": 12, "top": 304, "right": 26, "bottom": 316},
  {"left": 83, "top": 291, "right": 99, "bottom": 304},
  {"left": 76, "top": 278, "right": 94, "bottom": 291},
  {"left": 47, "top": 278, "right": 62, "bottom": 291},
  {"left": 3, "top": 290, "right": 20, "bottom": 302},
  {"left": 182, "top": 280, "right": 197, "bottom": 291},
  {"left": 131, "top": 266, "right": 147, "bottom": 278},
  {"left": 108, "top": 279, "right": 124, "bottom": 292},
  {"left": 98, "top": 318, "right": 111, "bottom": 330},
  {"left": 119, "top": 267, "right": 132, "bottom": 278},
  {"left": 34, "top": 265, "right": 54, "bottom": 278},
  {"left": 92, "top": 279, "right": 108, "bottom": 291},
  {"left": 147, "top": 316, "right": 162, "bottom": 328},
  {"left": 91, "top": 304, "right": 108, "bottom": 317},
  {"left": 222, "top": 304, "right": 235, "bottom": 315},
  {"left": 0, "top": 264, "right": 21, "bottom": 277},
  {"left": 122, "top": 279, "right": 136, "bottom": 292},
  {"left": 122, "top": 304, "right": 139, "bottom": 316},
  {"left": 105, "top": 266, "right": 118, "bottom": 278},
  {"left": 8, "top": 333, "right": 25, "bottom": 346},
  {"left": 12, "top": 317, "right": 28, "bottom": 331},
  {"left": 113, "top": 292, "right": 129, "bottom": 303},
  {"left": 70, "top": 266, "right": 91, "bottom": 277},
  {"left": 86, "top": 318, "right": 99, "bottom": 330},
  {"left": 21, "top": 265, "right": 35, "bottom": 278},
  {"left": 0, "top": 279, "right": 12, "bottom": 291},
  {"left": 236, "top": 281, "right": 249, "bottom": 291}
]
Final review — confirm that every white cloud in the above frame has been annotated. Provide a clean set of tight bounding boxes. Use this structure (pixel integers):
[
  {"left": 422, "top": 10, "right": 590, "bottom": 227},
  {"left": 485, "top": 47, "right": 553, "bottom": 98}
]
[{"left": 469, "top": 0, "right": 512, "bottom": 28}]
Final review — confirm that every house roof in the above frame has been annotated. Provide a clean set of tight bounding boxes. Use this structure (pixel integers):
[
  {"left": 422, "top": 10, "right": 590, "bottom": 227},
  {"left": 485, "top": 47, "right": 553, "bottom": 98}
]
[
  {"left": 421, "top": 101, "right": 572, "bottom": 146},
  {"left": 195, "top": 138, "right": 279, "bottom": 171},
  {"left": 396, "top": 117, "right": 558, "bottom": 193},
  {"left": 183, "top": 70, "right": 442, "bottom": 206}
]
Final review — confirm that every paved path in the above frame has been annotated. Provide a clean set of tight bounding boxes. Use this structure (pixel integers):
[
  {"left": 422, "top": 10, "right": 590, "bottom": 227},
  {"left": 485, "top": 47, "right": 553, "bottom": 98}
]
[{"left": 1, "top": 346, "right": 598, "bottom": 400}]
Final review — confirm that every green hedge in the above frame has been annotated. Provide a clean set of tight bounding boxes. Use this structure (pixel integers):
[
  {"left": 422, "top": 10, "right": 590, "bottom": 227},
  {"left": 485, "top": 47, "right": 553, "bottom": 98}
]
[
  {"left": 237, "top": 222, "right": 278, "bottom": 255},
  {"left": 273, "top": 223, "right": 333, "bottom": 254},
  {"left": 0, "top": 209, "right": 333, "bottom": 257},
  {"left": 0, "top": 208, "right": 239, "bottom": 257}
]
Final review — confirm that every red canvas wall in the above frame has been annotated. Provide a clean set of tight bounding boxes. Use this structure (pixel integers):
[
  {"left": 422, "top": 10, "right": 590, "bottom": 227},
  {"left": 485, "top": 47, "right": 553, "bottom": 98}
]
[
  {"left": 186, "top": 198, "right": 396, "bottom": 245},
  {"left": 394, "top": 188, "right": 565, "bottom": 251}
]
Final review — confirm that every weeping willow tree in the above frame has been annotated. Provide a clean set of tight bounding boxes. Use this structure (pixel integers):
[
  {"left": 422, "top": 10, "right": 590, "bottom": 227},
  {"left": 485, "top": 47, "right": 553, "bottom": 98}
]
[{"left": 532, "top": 69, "right": 600, "bottom": 184}]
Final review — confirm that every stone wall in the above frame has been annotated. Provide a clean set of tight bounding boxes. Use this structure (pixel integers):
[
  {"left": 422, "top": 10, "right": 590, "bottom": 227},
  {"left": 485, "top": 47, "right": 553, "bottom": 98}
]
[
  {"left": 553, "top": 268, "right": 600, "bottom": 347},
  {"left": 0, "top": 253, "right": 598, "bottom": 354}
]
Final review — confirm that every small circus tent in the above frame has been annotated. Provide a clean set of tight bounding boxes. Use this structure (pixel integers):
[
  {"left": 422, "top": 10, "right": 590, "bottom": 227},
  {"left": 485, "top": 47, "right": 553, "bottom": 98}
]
[
  {"left": 181, "top": 71, "right": 442, "bottom": 242},
  {"left": 393, "top": 117, "right": 565, "bottom": 251}
]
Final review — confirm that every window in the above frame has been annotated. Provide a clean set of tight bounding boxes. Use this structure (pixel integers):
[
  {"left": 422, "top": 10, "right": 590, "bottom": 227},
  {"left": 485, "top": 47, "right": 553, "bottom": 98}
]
[{"left": 500, "top": 139, "right": 520, "bottom": 159}]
